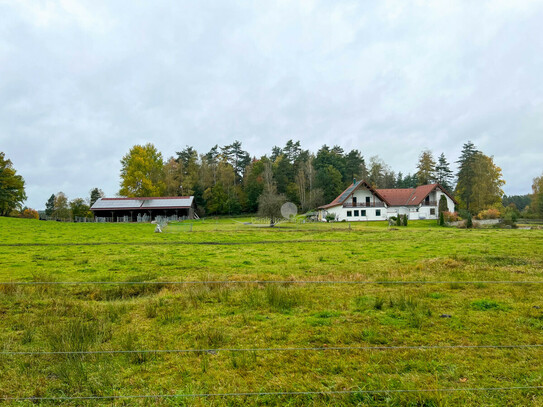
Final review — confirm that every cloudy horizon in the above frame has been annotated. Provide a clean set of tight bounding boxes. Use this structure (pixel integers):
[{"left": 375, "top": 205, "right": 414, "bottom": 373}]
[{"left": 1, "top": 0, "right": 542, "bottom": 209}]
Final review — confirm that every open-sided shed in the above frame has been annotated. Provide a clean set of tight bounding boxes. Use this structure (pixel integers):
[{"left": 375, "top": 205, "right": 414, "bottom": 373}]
[{"left": 90, "top": 197, "right": 195, "bottom": 221}]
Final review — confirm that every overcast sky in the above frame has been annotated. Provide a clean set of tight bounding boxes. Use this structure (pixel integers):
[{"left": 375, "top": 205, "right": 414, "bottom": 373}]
[{"left": 1, "top": 0, "right": 542, "bottom": 209}]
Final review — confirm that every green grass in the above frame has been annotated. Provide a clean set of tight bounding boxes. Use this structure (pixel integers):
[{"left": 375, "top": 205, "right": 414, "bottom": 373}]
[{"left": 0, "top": 216, "right": 542, "bottom": 405}]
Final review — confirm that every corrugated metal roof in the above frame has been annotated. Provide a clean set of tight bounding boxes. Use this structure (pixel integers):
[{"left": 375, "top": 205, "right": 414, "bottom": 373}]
[
  {"left": 91, "top": 197, "right": 194, "bottom": 211},
  {"left": 91, "top": 199, "right": 143, "bottom": 210},
  {"left": 141, "top": 197, "right": 193, "bottom": 208}
]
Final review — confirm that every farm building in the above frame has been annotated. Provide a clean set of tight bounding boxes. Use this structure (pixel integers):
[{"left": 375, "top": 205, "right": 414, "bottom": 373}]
[
  {"left": 90, "top": 196, "right": 195, "bottom": 222},
  {"left": 319, "top": 180, "right": 456, "bottom": 222}
]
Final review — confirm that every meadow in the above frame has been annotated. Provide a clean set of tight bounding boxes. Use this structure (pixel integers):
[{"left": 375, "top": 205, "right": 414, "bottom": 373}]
[{"left": 0, "top": 216, "right": 542, "bottom": 406}]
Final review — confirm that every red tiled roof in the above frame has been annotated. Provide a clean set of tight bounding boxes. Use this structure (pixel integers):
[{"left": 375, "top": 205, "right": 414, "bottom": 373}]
[
  {"left": 408, "top": 184, "right": 438, "bottom": 205},
  {"left": 377, "top": 184, "right": 457, "bottom": 206},
  {"left": 376, "top": 188, "right": 415, "bottom": 206}
]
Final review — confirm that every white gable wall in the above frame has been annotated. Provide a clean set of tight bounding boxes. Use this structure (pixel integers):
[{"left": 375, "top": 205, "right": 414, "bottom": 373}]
[
  {"left": 413, "top": 189, "right": 456, "bottom": 220},
  {"left": 348, "top": 187, "right": 384, "bottom": 205}
]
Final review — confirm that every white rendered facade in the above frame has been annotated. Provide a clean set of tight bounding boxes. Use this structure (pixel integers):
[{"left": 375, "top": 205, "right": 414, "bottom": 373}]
[{"left": 319, "top": 182, "right": 456, "bottom": 222}]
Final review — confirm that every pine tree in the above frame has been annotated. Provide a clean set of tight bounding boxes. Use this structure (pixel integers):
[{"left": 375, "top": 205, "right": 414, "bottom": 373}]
[
  {"left": 455, "top": 141, "right": 479, "bottom": 212},
  {"left": 222, "top": 141, "right": 250, "bottom": 184},
  {"left": 89, "top": 188, "right": 104, "bottom": 206},
  {"left": 344, "top": 149, "right": 366, "bottom": 182},
  {"left": 45, "top": 194, "right": 55, "bottom": 217},
  {"left": 416, "top": 150, "right": 436, "bottom": 185},
  {"left": 435, "top": 153, "right": 454, "bottom": 191}
]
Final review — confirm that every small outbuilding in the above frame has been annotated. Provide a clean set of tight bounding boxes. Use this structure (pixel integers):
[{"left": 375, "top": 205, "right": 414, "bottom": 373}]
[{"left": 90, "top": 196, "right": 195, "bottom": 222}]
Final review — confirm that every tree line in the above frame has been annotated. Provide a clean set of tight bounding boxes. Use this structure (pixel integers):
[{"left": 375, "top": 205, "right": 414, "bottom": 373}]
[
  {"left": 1, "top": 143, "right": 542, "bottom": 220},
  {"left": 42, "top": 188, "right": 104, "bottom": 220},
  {"left": 116, "top": 140, "right": 514, "bottom": 217}
]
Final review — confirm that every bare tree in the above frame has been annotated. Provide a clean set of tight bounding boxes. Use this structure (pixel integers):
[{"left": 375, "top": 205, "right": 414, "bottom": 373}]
[{"left": 258, "top": 161, "right": 285, "bottom": 226}]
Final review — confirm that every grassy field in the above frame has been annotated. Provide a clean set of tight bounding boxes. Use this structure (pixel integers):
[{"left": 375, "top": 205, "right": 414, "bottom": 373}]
[{"left": 0, "top": 216, "right": 542, "bottom": 406}]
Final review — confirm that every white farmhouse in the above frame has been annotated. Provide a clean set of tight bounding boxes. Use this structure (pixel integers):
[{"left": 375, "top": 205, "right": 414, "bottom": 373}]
[{"left": 318, "top": 180, "right": 456, "bottom": 222}]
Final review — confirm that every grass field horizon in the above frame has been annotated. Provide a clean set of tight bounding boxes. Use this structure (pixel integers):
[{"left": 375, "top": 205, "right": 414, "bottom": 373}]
[{"left": 1, "top": 217, "right": 542, "bottom": 405}]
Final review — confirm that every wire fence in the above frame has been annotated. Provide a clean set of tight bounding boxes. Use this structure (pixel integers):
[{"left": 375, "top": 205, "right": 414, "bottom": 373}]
[
  {"left": 2, "top": 386, "right": 542, "bottom": 402},
  {"left": 2, "top": 279, "right": 542, "bottom": 286},
  {"left": 1, "top": 344, "right": 542, "bottom": 356}
]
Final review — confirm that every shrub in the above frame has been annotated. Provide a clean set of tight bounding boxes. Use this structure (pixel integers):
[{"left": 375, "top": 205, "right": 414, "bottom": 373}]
[
  {"left": 458, "top": 209, "right": 471, "bottom": 220},
  {"left": 438, "top": 211, "right": 445, "bottom": 226},
  {"left": 19, "top": 208, "right": 39, "bottom": 219},
  {"left": 443, "top": 211, "right": 459, "bottom": 222},
  {"left": 466, "top": 213, "right": 473, "bottom": 229},
  {"left": 438, "top": 195, "right": 448, "bottom": 214},
  {"left": 503, "top": 205, "right": 519, "bottom": 223},
  {"left": 396, "top": 215, "right": 402, "bottom": 227},
  {"left": 325, "top": 214, "right": 335, "bottom": 223},
  {"left": 476, "top": 208, "right": 501, "bottom": 220},
  {"left": 402, "top": 214, "right": 408, "bottom": 226}
]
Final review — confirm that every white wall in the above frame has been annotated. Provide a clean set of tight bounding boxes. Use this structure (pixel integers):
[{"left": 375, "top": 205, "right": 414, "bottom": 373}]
[
  {"left": 321, "top": 185, "right": 456, "bottom": 222},
  {"left": 414, "top": 191, "right": 455, "bottom": 220},
  {"left": 349, "top": 188, "right": 384, "bottom": 205},
  {"left": 326, "top": 205, "right": 387, "bottom": 221}
]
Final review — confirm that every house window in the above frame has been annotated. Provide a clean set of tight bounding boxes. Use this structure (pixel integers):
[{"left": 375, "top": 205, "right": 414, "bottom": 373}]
[
  {"left": 347, "top": 211, "right": 352, "bottom": 217},
  {"left": 430, "top": 208, "right": 436, "bottom": 215},
  {"left": 352, "top": 197, "right": 357, "bottom": 206},
  {"left": 366, "top": 196, "right": 371, "bottom": 204},
  {"left": 354, "top": 210, "right": 359, "bottom": 216},
  {"left": 361, "top": 210, "right": 366, "bottom": 216},
  {"left": 376, "top": 209, "right": 381, "bottom": 216}
]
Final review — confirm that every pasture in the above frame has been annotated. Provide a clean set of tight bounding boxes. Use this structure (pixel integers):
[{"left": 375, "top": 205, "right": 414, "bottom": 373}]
[{"left": 0, "top": 216, "right": 542, "bottom": 406}]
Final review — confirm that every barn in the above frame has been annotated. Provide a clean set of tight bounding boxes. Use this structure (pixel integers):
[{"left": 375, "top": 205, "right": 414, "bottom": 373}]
[{"left": 90, "top": 197, "right": 195, "bottom": 222}]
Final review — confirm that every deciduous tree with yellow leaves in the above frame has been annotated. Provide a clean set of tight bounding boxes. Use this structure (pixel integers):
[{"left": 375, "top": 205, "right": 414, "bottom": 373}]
[{"left": 119, "top": 144, "right": 165, "bottom": 197}]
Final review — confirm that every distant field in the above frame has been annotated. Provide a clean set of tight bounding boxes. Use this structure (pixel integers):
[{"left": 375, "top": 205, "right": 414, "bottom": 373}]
[{"left": 0, "top": 217, "right": 542, "bottom": 406}]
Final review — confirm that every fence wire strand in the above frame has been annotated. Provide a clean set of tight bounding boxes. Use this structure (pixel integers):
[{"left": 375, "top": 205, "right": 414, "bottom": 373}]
[
  {"left": 2, "top": 280, "right": 543, "bottom": 285},
  {"left": 2, "top": 386, "right": 542, "bottom": 402},
  {"left": 1, "top": 344, "right": 542, "bottom": 356}
]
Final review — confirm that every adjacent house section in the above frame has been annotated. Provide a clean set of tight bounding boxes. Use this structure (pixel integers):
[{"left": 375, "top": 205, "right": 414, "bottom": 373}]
[
  {"left": 318, "top": 180, "right": 456, "bottom": 221},
  {"left": 90, "top": 197, "right": 195, "bottom": 222},
  {"left": 379, "top": 184, "right": 456, "bottom": 220}
]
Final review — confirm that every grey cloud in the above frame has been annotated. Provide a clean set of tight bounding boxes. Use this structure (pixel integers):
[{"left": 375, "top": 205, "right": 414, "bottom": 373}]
[{"left": 1, "top": 0, "right": 542, "bottom": 208}]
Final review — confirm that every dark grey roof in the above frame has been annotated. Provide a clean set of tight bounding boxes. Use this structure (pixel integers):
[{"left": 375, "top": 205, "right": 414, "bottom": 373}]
[{"left": 91, "top": 197, "right": 194, "bottom": 211}]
